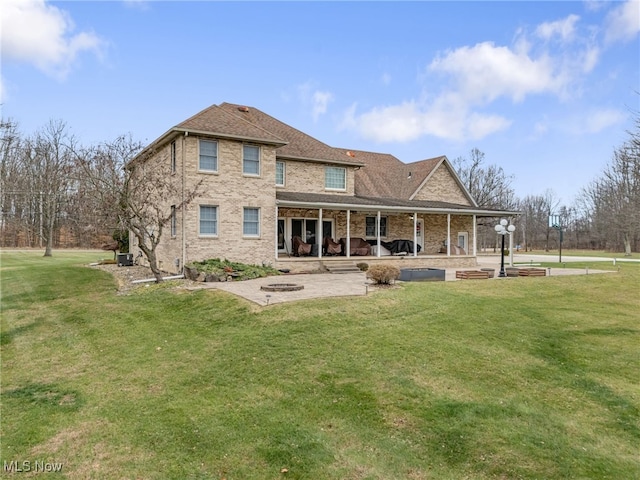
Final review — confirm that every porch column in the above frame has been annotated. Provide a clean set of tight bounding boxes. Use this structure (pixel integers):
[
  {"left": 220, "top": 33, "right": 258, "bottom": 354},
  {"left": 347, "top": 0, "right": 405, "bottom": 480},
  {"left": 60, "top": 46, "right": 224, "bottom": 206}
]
[
  {"left": 346, "top": 209, "right": 351, "bottom": 258},
  {"left": 318, "top": 208, "right": 323, "bottom": 260},
  {"left": 376, "top": 210, "right": 381, "bottom": 257},
  {"left": 413, "top": 212, "right": 417, "bottom": 257},
  {"left": 472, "top": 214, "right": 477, "bottom": 257},
  {"left": 447, "top": 214, "right": 451, "bottom": 257},
  {"left": 275, "top": 205, "right": 279, "bottom": 260}
]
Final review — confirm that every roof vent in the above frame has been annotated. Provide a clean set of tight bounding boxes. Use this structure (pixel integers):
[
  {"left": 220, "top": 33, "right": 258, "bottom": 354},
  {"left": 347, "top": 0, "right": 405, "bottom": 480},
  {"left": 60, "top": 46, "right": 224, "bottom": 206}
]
[
  {"left": 346, "top": 151, "right": 355, "bottom": 158},
  {"left": 238, "top": 106, "right": 250, "bottom": 113}
]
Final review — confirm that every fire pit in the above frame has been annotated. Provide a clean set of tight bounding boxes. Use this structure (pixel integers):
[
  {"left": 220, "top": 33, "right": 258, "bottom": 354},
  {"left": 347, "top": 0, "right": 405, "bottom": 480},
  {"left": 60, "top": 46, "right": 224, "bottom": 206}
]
[{"left": 260, "top": 283, "right": 304, "bottom": 292}]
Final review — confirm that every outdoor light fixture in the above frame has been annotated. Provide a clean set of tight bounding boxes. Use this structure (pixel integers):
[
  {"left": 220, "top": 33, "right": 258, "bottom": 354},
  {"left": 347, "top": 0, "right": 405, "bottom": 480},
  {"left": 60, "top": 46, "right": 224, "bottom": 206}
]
[{"left": 494, "top": 219, "right": 516, "bottom": 277}]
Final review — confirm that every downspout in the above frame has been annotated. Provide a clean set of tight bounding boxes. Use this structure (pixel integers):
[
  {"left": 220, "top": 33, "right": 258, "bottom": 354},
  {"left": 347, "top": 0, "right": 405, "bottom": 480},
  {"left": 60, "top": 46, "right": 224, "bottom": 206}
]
[{"left": 181, "top": 132, "right": 188, "bottom": 273}]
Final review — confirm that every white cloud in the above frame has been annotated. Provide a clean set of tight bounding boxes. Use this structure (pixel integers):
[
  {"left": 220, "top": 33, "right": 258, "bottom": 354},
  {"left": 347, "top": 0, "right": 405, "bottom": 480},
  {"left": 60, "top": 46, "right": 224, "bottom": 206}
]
[
  {"left": 340, "top": 99, "right": 511, "bottom": 143},
  {"left": 429, "top": 41, "right": 563, "bottom": 103},
  {"left": 341, "top": 7, "right": 628, "bottom": 144},
  {"left": 536, "top": 14, "right": 580, "bottom": 42},
  {"left": 1, "top": 0, "right": 104, "bottom": 79},
  {"left": 297, "top": 82, "right": 334, "bottom": 121},
  {"left": 583, "top": 108, "right": 627, "bottom": 133},
  {"left": 312, "top": 91, "right": 334, "bottom": 121},
  {"left": 604, "top": 0, "right": 640, "bottom": 44}
]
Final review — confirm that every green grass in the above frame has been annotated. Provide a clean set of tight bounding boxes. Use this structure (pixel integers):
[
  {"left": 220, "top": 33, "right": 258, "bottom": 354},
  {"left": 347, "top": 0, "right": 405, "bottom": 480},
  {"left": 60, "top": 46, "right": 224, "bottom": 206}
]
[{"left": 2, "top": 250, "right": 639, "bottom": 479}]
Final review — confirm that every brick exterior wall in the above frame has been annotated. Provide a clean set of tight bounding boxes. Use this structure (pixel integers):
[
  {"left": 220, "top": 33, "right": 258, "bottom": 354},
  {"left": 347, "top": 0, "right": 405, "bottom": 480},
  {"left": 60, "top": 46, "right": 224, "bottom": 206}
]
[
  {"left": 279, "top": 159, "right": 355, "bottom": 195},
  {"left": 134, "top": 134, "right": 477, "bottom": 275},
  {"left": 412, "top": 164, "right": 472, "bottom": 205},
  {"left": 277, "top": 209, "right": 474, "bottom": 259}
]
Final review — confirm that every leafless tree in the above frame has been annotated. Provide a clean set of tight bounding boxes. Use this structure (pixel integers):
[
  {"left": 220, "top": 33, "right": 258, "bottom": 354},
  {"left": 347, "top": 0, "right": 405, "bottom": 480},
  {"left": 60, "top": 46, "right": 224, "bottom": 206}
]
[
  {"left": 454, "top": 148, "right": 517, "bottom": 251},
  {"left": 77, "top": 136, "right": 202, "bottom": 282},
  {"left": 577, "top": 107, "right": 640, "bottom": 254},
  {"left": 516, "top": 190, "right": 561, "bottom": 251}
]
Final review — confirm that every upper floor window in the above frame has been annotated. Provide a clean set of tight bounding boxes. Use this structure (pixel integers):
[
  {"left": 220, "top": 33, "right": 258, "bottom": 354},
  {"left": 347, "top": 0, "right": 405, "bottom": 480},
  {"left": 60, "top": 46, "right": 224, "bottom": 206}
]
[
  {"left": 170, "top": 141, "right": 176, "bottom": 173},
  {"left": 199, "top": 140, "right": 218, "bottom": 172},
  {"left": 243, "top": 207, "right": 260, "bottom": 237},
  {"left": 366, "top": 216, "right": 387, "bottom": 237},
  {"left": 325, "top": 166, "right": 346, "bottom": 190},
  {"left": 275, "top": 161, "right": 285, "bottom": 186},
  {"left": 199, "top": 205, "right": 218, "bottom": 236},
  {"left": 170, "top": 205, "right": 177, "bottom": 237},
  {"left": 243, "top": 145, "right": 260, "bottom": 176}
]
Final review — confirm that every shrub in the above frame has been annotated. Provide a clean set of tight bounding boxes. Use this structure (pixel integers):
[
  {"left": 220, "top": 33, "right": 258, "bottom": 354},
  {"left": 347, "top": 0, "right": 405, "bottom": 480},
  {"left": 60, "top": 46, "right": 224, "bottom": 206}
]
[
  {"left": 366, "top": 264, "right": 400, "bottom": 284},
  {"left": 356, "top": 262, "right": 369, "bottom": 272},
  {"left": 186, "top": 258, "right": 280, "bottom": 281}
]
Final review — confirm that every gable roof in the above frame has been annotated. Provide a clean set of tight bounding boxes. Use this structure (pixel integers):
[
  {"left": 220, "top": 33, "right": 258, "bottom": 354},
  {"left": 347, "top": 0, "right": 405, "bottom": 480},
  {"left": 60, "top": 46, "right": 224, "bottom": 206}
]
[
  {"left": 176, "top": 104, "right": 288, "bottom": 145},
  {"left": 218, "top": 103, "right": 364, "bottom": 166},
  {"left": 333, "top": 148, "right": 471, "bottom": 204}
]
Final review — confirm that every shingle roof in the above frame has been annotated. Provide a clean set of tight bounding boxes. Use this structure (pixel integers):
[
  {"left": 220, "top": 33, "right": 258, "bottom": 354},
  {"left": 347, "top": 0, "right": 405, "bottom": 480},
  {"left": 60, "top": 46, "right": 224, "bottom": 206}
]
[
  {"left": 276, "top": 190, "right": 500, "bottom": 214},
  {"left": 331, "top": 148, "right": 444, "bottom": 200},
  {"left": 176, "top": 104, "right": 287, "bottom": 145},
  {"left": 218, "top": 103, "right": 364, "bottom": 166}
]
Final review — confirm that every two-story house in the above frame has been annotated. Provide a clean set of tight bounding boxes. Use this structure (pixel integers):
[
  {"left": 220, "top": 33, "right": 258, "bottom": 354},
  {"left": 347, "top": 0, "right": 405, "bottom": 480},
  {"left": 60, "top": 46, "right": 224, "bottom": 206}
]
[{"left": 130, "top": 102, "right": 515, "bottom": 274}]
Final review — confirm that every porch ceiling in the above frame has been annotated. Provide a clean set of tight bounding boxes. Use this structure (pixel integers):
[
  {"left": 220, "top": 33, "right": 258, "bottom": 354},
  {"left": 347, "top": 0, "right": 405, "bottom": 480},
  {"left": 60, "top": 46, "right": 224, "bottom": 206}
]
[{"left": 276, "top": 191, "right": 518, "bottom": 217}]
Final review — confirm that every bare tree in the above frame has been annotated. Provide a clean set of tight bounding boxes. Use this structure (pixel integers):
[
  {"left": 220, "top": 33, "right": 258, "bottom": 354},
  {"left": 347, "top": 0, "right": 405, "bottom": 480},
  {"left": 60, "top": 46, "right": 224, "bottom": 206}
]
[
  {"left": 77, "top": 136, "right": 202, "bottom": 282},
  {"left": 578, "top": 108, "right": 640, "bottom": 254},
  {"left": 454, "top": 148, "right": 517, "bottom": 251},
  {"left": 453, "top": 148, "right": 516, "bottom": 210}
]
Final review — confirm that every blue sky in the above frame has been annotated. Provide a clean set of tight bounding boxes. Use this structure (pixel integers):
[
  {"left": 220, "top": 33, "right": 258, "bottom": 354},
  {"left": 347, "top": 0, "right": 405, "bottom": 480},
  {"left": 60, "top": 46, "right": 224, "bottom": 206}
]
[{"left": 2, "top": 1, "right": 639, "bottom": 204}]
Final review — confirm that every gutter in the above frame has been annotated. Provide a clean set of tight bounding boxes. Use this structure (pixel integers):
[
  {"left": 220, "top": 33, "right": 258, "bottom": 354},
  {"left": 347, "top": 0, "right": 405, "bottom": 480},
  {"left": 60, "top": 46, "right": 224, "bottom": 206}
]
[{"left": 275, "top": 199, "right": 519, "bottom": 217}]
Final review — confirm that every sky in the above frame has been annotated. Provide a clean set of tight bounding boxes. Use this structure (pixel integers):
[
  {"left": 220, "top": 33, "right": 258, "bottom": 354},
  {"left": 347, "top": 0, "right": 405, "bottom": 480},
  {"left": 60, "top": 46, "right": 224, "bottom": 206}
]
[{"left": 2, "top": 0, "right": 639, "bottom": 205}]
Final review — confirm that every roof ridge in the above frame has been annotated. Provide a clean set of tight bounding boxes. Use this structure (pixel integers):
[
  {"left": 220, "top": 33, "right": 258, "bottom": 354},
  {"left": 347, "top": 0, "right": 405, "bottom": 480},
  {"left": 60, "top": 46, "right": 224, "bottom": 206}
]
[{"left": 217, "top": 102, "right": 289, "bottom": 143}]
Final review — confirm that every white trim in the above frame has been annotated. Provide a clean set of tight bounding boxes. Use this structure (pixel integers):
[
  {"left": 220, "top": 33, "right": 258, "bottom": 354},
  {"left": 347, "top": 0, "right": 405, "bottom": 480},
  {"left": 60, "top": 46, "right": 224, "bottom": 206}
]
[
  {"left": 198, "top": 204, "right": 219, "bottom": 237},
  {"left": 242, "top": 144, "right": 261, "bottom": 177},
  {"left": 242, "top": 206, "right": 261, "bottom": 237},
  {"left": 198, "top": 138, "right": 219, "bottom": 173},
  {"left": 275, "top": 160, "right": 285, "bottom": 187}
]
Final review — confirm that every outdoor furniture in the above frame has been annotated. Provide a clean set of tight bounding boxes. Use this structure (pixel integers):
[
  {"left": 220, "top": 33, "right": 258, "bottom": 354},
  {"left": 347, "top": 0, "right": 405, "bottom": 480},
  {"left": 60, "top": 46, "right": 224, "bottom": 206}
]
[
  {"left": 292, "top": 236, "right": 313, "bottom": 256},
  {"left": 517, "top": 268, "right": 546, "bottom": 276},
  {"left": 323, "top": 236, "right": 342, "bottom": 256},
  {"left": 456, "top": 270, "right": 490, "bottom": 280},
  {"left": 339, "top": 237, "right": 371, "bottom": 256}
]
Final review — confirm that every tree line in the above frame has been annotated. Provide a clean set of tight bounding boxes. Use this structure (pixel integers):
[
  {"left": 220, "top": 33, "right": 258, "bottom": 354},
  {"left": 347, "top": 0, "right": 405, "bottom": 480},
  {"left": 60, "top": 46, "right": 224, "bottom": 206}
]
[{"left": 1, "top": 112, "right": 639, "bottom": 257}]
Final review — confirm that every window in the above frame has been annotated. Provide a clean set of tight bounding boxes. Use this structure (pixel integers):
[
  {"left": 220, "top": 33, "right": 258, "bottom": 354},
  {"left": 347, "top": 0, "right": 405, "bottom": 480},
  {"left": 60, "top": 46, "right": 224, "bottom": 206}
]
[
  {"left": 199, "top": 140, "right": 218, "bottom": 172},
  {"left": 366, "top": 216, "right": 387, "bottom": 237},
  {"left": 199, "top": 205, "right": 218, "bottom": 235},
  {"left": 243, "top": 145, "right": 260, "bottom": 175},
  {"left": 275, "top": 161, "right": 285, "bottom": 186},
  {"left": 170, "top": 205, "right": 177, "bottom": 237},
  {"left": 325, "top": 166, "right": 346, "bottom": 190},
  {"left": 243, "top": 207, "right": 260, "bottom": 236},
  {"left": 170, "top": 141, "right": 176, "bottom": 173}
]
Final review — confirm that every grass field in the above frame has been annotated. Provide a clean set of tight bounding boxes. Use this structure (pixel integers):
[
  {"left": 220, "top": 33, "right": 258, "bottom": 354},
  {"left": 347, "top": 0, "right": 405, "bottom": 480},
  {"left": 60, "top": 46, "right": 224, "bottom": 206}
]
[{"left": 1, "top": 250, "right": 639, "bottom": 479}]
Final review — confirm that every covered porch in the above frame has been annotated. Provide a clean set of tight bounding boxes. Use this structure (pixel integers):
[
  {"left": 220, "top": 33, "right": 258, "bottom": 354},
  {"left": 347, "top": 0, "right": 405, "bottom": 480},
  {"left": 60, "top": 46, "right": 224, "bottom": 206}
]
[{"left": 273, "top": 192, "right": 513, "bottom": 273}]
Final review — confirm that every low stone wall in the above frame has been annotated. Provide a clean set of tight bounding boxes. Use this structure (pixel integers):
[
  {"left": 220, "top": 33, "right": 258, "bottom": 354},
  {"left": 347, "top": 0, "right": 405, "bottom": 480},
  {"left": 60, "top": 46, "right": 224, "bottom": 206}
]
[{"left": 275, "top": 255, "right": 477, "bottom": 274}]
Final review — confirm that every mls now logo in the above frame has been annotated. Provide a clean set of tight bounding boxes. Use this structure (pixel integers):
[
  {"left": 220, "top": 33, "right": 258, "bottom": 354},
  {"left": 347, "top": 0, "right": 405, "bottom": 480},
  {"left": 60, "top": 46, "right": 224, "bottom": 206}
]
[{"left": 3, "top": 460, "right": 63, "bottom": 473}]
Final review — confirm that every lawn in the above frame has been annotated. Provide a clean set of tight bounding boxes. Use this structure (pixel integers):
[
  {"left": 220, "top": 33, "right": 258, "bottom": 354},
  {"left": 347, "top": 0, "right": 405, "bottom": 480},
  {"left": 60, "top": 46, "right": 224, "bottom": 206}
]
[{"left": 1, "top": 250, "right": 639, "bottom": 479}]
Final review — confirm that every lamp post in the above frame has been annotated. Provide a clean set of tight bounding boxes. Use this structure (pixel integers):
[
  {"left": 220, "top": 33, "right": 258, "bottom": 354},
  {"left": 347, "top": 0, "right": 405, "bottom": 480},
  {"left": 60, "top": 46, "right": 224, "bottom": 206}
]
[{"left": 495, "top": 219, "right": 516, "bottom": 277}]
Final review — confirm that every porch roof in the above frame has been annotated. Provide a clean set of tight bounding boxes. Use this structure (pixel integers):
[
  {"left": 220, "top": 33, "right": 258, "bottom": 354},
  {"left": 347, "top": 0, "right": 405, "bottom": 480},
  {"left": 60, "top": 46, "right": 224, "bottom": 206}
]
[{"left": 276, "top": 191, "right": 518, "bottom": 217}]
